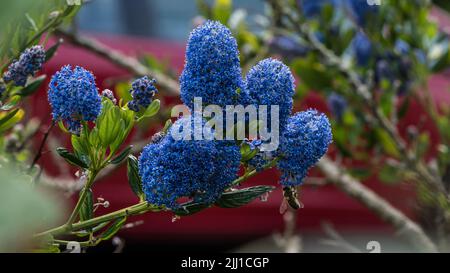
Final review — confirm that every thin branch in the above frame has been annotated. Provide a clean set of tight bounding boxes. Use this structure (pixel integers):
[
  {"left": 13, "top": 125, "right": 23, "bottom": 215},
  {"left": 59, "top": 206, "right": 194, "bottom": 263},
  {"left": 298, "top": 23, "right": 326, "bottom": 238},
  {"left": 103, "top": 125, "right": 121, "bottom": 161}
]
[
  {"left": 28, "top": 121, "right": 55, "bottom": 172},
  {"left": 320, "top": 222, "right": 362, "bottom": 253},
  {"left": 55, "top": 28, "right": 180, "bottom": 96},
  {"left": 317, "top": 156, "right": 438, "bottom": 253}
]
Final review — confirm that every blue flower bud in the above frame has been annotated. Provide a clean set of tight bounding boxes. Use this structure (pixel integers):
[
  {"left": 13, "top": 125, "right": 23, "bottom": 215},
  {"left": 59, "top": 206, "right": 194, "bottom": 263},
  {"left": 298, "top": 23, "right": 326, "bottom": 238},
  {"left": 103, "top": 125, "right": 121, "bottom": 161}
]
[
  {"left": 128, "top": 76, "right": 158, "bottom": 112},
  {"left": 3, "top": 45, "right": 45, "bottom": 86},
  {"left": 101, "top": 89, "right": 117, "bottom": 104}
]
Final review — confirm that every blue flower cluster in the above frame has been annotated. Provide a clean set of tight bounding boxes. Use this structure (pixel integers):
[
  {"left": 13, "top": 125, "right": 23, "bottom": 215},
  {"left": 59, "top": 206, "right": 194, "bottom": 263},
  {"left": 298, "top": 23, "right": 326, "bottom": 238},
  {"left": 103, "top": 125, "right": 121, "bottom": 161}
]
[
  {"left": 180, "top": 20, "right": 243, "bottom": 109},
  {"left": 139, "top": 20, "right": 332, "bottom": 208},
  {"left": 244, "top": 58, "right": 295, "bottom": 131},
  {"left": 277, "top": 110, "right": 332, "bottom": 186},
  {"left": 138, "top": 116, "right": 241, "bottom": 209},
  {"left": 3, "top": 45, "right": 45, "bottom": 86},
  {"left": 327, "top": 92, "right": 347, "bottom": 121},
  {"left": 128, "top": 76, "right": 158, "bottom": 112},
  {"left": 47, "top": 65, "right": 102, "bottom": 134}
]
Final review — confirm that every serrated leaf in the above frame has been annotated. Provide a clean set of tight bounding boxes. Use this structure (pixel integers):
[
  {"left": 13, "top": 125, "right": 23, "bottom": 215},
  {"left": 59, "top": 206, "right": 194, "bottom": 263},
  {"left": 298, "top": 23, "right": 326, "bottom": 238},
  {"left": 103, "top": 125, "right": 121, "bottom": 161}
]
[
  {"left": 173, "top": 201, "right": 210, "bottom": 216},
  {"left": 56, "top": 147, "right": 88, "bottom": 169},
  {"left": 16, "top": 75, "right": 46, "bottom": 97},
  {"left": 100, "top": 217, "right": 127, "bottom": 241},
  {"left": 127, "top": 155, "right": 144, "bottom": 199},
  {"left": 111, "top": 145, "right": 133, "bottom": 164},
  {"left": 215, "top": 186, "right": 275, "bottom": 208}
]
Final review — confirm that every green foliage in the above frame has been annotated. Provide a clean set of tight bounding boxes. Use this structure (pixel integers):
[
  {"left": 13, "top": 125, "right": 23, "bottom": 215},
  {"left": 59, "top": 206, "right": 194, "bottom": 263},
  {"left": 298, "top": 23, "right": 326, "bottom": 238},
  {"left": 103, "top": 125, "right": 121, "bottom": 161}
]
[
  {"left": 215, "top": 186, "right": 275, "bottom": 208},
  {"left": 0, "top": 167, "right": 61, "bottom": 252},
  {"left": 127, "top": 155, "right": 144, "bottom": 200}
]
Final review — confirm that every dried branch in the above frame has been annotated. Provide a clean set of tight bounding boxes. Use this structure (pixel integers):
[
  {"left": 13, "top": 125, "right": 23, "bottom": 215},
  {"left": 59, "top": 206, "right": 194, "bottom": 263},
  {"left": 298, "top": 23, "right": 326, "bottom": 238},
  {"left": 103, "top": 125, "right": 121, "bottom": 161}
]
[
  {"left": 55, "top": 29, "right": 180, "bottom": 96},
  {"left": 317, "top": 156, "right": 438, "bottom": 252}
]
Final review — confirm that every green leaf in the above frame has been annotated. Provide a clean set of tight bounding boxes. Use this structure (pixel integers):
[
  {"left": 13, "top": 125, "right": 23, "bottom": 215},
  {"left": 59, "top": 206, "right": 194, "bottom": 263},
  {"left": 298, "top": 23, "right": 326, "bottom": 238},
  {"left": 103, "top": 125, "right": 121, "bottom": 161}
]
[
  {"left": 173, "top": 201, "right": 210, "bottom": 216},
  {"left": 79, "top": 189, "right": 93, "bottom": 222},
  {"left": 291, "top": 57, "right": 332, "bottom": 91},
  {"left": 240, "top": 142, "right": 258, "bottom": 162},
  {"left": 100, "top": 217, "right": 127, "bottom": 241},
  {"left": 58, "top": 120, "right": 69, "bottom": 134},
  {"left": 126, "top": 155, "right": 144, "bottom": 199},
  {"left": 162, "top": 119, "right": 173, "bottom": 134},
  {"left": 138, "top": 99, "right": 160, "bottom": 122},
  {"left": 375, "top": 129, "right": 400, "bottom": 158},
  {"left": 56, "top": 147, "right": 88, "bottom": 169},
  {"left": 71, "top": 134, "right": 87, "bottom": 156},
  {"left": 212, "top": 0, "right": 232, "bottom": 24},
  {"left": 16, "top": 75, "right": 46, "bottom": 97},
  {"left": 379, "top": 164, "right": 401, "bottom": 184},
  {"left": 215, "top": 186, "right": 275, "bottom": 208},
  {"left": 0, "top": 108, "right": 24, "bottom": 133},
  {"left": 0, "top": 95, "right": 21, "bottom": 111},
  {"left": 73, "top": 221, "right": 110, "bottom": 237},
  {"left": 45, "top": 39, "right": 63, "bottom": 62},
  {"left": 397, "top": 97, "right": 410, "bottom": 119},
  {"left": 111, "top": 145, "right": 133, "bottom": 164}
]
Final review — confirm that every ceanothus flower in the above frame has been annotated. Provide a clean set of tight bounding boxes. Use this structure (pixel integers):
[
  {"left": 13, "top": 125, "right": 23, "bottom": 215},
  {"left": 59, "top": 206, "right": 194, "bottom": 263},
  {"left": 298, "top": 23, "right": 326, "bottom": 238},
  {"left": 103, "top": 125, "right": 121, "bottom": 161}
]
[
  {"left": 244, "top": 58, "right": 295, "bottom": 130},
  {"left": 138, "top": 116, "right": 241, "bottom": 209},
  {"left": 3, "top": 45, "right": 45, "bottom": 86},
  {"left": 180, "top": 20, "right": 243, "bottom": 109},
  {"left": 47, "top": 65, "right": 102, "bottom": 134},
  {"left": 352, "top": 31, "right": 373, "bottom": 66},
  {"left": 128, "top": 76, "right": 158, "bottom": 112},
  {"left": 277, "top": 110, "right": 332, "bottom": 186},
  {"left": 327, "top": 92, "right": 347, "bottom": 121}
]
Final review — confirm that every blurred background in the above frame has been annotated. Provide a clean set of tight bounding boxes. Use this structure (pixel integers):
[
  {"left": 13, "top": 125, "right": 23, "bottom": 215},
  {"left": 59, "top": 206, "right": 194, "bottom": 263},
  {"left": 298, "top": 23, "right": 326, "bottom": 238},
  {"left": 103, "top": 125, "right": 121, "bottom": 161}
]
[{"left": 2, "top": 0, "right": 450, "bottom": 252}]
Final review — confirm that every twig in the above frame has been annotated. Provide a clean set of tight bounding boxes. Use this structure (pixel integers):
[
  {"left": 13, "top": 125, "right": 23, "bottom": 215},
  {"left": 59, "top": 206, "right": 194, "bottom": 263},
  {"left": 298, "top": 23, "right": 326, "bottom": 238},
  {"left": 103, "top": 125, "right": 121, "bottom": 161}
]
[
  {"left": 320, "top": 222, "right": 362, "bottom": 253},
  {"left": 29, "top": 121, "right": 55, "bottom": 172},
  {"left": 55, "top": 28, "right": 180, "bottom": 96},
  {"left": 317, "top": 156, "right": 438, "bottom": 252}
]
